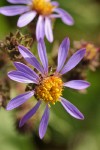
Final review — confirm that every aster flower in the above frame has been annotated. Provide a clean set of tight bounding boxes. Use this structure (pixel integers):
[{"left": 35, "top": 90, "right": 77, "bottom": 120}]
[
  {"left": 7, "top": 37, "right": 90, "bottom": 139},
  {"left": 0, "top": 0, "right": 74, "bottom": 42}
]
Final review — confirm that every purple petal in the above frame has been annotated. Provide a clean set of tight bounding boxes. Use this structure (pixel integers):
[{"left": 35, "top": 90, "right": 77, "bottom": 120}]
[
  {"left": 36, "top": 16, "right": 45, "bottom": 41},
  {"left": 54, "top": 8, "right": 74, "bottom": 26},
  {"left": 6, "top": 91, "right": 34, "bottom": 110},
  {"left": 61, "top": 49, "right": 86, "bottom": 75},
  {"left": 39, "top": 105, "right": 50, "bottom": 139},
  {"left": 45, "top": 17, "right": 53, "bottom": 43},
  {"left": 17, "top": 11, "right": 37, "bottom": 27},
  {"left": 8, "top": 70, "right": 38, "bottom": 84},
  {"left": 63, "top": 80, "right": 90, "bottom": 90},
  {"left": 51, "top": 1, "right": 59, "bottom": 7},
  {"left": 38, "top": 39, "right": 48, "bottom": 74},
  {"left": 18, "top": 45, "right": 44, "bottom": 73},
  {"left": 14, "top": 62, "right": 39, "bottom": 80},
  {"left": 0, "top": 6, "right": 30, "bottom": 16},
  {"left": 19, "top": 101, "right": 41, "bottom": 127},
  {"left": 7, "top": 0, "right": 30, "bottom": 4},
  {"left": 56, "top": 37, "right": 70, "bottom": 73},
  {"left": 49, "top": 14, "right": 60, "bottom": 18},
  {"left": 60, "top": 97, "right": 84, "bottom": 120}
]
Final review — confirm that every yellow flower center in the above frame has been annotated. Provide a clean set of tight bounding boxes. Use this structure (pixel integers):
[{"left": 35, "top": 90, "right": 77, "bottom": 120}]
[
  {"left": 31, "top": 0, "right": 55, "bottom": 16},
  {"left": 35, "top": 76, "right": 63, "bottom": 104},
  {"left": 85, "top": 44, "right": 97, "bottom": 60}
]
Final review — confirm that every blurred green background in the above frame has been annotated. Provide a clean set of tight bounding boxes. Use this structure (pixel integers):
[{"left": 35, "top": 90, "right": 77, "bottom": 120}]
[{"left": 0, "top": 0, "right": 100, "bottom": 150}]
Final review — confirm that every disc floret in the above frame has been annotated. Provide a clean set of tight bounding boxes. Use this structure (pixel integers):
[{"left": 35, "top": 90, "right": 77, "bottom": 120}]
[
  {"left": 32, "top": 0, "right": 55, "bottom": 16},
  {"left": 35, "top": 76, "right": 63, "bottom": 104}
]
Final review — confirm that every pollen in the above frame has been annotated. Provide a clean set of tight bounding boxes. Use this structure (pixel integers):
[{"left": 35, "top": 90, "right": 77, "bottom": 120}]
[
  {"left": 35, "top": 76, "right": 63, "bottom": 104},
  {"left": 31, "top": 0, "right": 55, "bottom": 16}
]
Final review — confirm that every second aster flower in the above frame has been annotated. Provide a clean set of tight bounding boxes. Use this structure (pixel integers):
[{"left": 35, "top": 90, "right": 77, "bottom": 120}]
[
  {"left": 7, "top": 37, "right": 90, "bottom": 139},
  {"left": 0, "top": 0, "right": 74, "bottom": 42}
]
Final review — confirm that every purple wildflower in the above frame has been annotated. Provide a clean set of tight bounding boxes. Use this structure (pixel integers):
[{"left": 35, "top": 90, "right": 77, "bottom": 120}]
[
  {"left": 7, "top": 37, "right": 90, "bottom": 139},
  {"left": 0, "top": 0, "right": 74, "bottom": 42}
]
